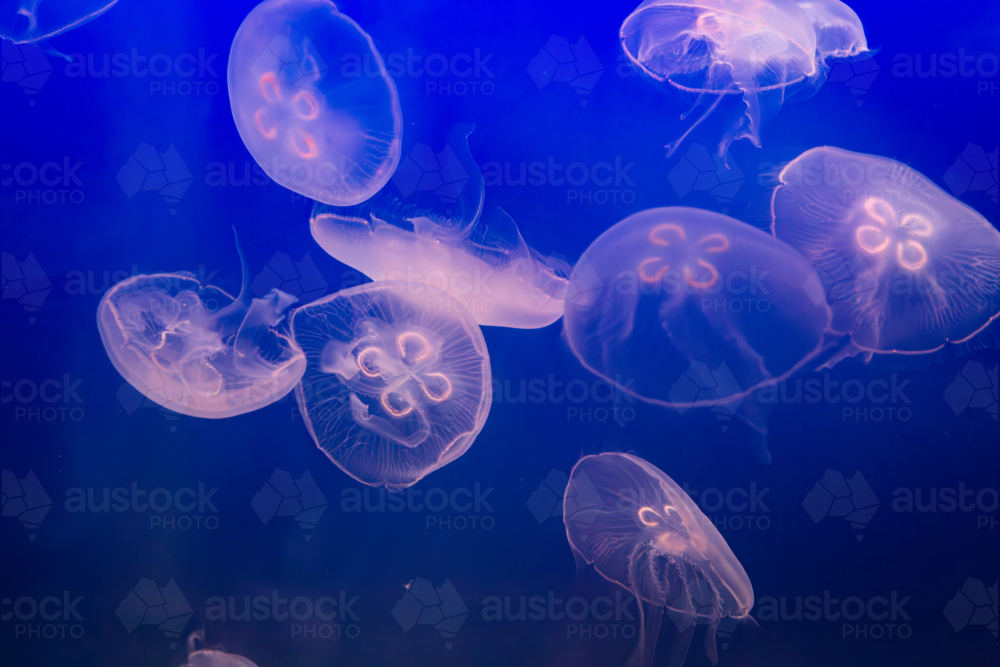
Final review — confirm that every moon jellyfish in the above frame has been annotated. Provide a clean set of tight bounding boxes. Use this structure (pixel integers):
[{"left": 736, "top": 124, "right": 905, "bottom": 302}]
[
  {"left": 182, "top": 631, "right": 258, "bottom": 667},
  {"left": 564, "top": 207, "right": 832, "bottom": 409},
  {"left": 1, "top": 0, "right": 119, "bottom": 43},
  {"left": 97, "top": 235, "right": 306, "bottom": 419},
  {"left": 771, "top": 146, "right": 1000, "bottom": 357},
  {"left": 795, "top": 0, "right": 867, "bottom": 60},
  {"left": 311, "top": 125, "right": 569, "bottom": 328},
  {"left": 291, "top": 281, "right": 491, "bottom": 489},
  {"left": 620, "top": 0, "right": 819, "bottom": 155},
  {"left": 564, "top": 453, "right": 753, "bottom": 666},
  {"left": 228, "top": 0, "right": 402, "bottom": 205}
]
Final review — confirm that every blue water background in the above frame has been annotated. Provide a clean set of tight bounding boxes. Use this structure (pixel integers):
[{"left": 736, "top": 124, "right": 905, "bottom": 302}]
[{"left": 2, "top": 0, "right": 998, "bottom": 665}]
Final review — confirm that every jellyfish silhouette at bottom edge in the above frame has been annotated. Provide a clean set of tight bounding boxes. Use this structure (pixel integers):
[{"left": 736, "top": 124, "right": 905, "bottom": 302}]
[
  {"left": 564, "top": 452, "right": 754, "bottom": 666},
  {"left": 97, "top": 231, "right": 306, "bottom": 419},
  {"left": 291, "top": 280, "right": 492, "bottom": 490},
  {"left": 181, "top": 630, "right": 259, "bottom": 667}
]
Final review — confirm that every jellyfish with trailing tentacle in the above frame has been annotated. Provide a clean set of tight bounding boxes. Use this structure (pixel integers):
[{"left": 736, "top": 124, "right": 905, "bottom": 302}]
[
  {"left": 621, "top": 0, "right": 817, "bottom": 155},
  {"left": 228, "top": 0, "right": 402, "bottom": 205},
  {"left": 292, "top": 280, "right": 491, "bottom": 489},
  {"left": 564, "top": 453, "right": 753, "bottom": 667},
  {"left": 97, "top": 234, "right": 305, "bottom": 419},
  {"left": 620, "top": 0, "right": 869, "bottom": 155},
  {"left": 771, "top": 146, "right": 1000, "bottom": 358},
  {"left": 1, "top": 0, "right": 119, "bottom": 43},
  {"left": 564, "top": 206, "right": 832, "bottom": 409},
  {"left": 311, "top": 124, "right": 569, "bottom": 329},
  {"left": 182, "top": 630, "right": 258, "bottom": 667}
]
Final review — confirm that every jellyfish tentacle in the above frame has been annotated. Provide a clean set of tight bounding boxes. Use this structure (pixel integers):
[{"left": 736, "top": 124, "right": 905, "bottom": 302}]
[{"left": 666, "top": 93, "right": 725, "bottom": 158}]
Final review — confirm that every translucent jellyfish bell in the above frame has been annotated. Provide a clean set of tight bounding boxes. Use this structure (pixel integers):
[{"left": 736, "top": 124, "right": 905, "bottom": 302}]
[
  {"left": 564, "top": 453, "right": 753, "bottom": 667},
  {"left": 228, "top": 0, "right": 402, "bottom": 205},
  {"left": 97, "top": 235, "right": 305, "bottom": 419},
  {"left": 292, "top": 280, "right": 491, "bottom": 489},
  {"left": 795, "top": 0, "right": 867, "bottom": 60},
  {"left": 311, "top": 125, "right": 569, "bottom": 328},
  {"left": 182, "top": 631, "right": 258, "bottom": 667},
  {"left": 1, "top": 0, "right": 119, "bottom": 43},
  {"left": 563, "top": 207, "right": 832, "bottom": 409},
  {"left": 620, "top": 0, "right": 818, "bottom": 154},
  {"left": 771, "top": 146, "right": 1000, "bottom": 356}
]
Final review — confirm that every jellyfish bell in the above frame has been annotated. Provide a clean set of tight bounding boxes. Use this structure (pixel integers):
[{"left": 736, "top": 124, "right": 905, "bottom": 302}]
[
  {"left": 771, "top": 146, "right": 1000, "bottom": 358},
  {"left": 1, "top": 0, "right": 119, "bottom": 43},
  {"left": 183, "top": 630, "right": 258, "bottom": 667},
  {"left": 563, "top": 206, "right": 833, "bottom": 409},
  {"left": 292, "top": 280, "right": 491, "bottom": 490},
  {"left": 564, "top": 453, "right": 753, "bottom": 666},
  {"left": 97, "top": 234, "right": 305, "bottom": 419},
  {"left": 620, "top": 0, "right": 819, "bottom": 155},
  {"left": 310, "top": 125, "right": 568, "bottom": 329},
  {"left": 227, "top": 0, "right": 402, "bottom": 206},
  {"left": 794, "top": 0, "right": 867, "bottom": 60}
]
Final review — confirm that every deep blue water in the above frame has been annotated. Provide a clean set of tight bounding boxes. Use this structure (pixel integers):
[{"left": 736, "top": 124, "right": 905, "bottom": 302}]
[{"left": 2, "top": 0, "right": 998, "bottom": 665}]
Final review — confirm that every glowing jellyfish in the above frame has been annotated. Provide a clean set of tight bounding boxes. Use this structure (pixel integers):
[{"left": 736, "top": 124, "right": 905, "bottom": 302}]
[
  {"left": 1, "top": 0, "right": 119, "bottom": 43},
  {"left": 97, "top": 235, "right": 305, "bottom": 419},
  {"left": 620, "top": 0, "right": 819, "bottom": 154},
  {"left": 228, "top": 0, "right": 402, "bottom": 205},
  {"left": 311, "top": 125, "right": 568, "bottom": 328},
  {"left": 771, "top": 146, "right": 1000, "bottom": 356},
  {"left": 564, "top": 453, "right": 753, "bottom": 666},
  {"left": 563, "top": 207, "right": 832, "bottom": 410},
  {"left": 182, "top": 631, "right": 258, "bottom": 667},
  {"left": 292, "top": 280, "right": 491, "bottom": 489},
  {"left": 795, "top": 0, "right": 868, "bottom": 60}
]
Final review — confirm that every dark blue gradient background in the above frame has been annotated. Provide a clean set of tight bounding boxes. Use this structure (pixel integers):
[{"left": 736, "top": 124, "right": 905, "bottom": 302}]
[{"left": 2, "top": 1, "right": 997, "bottom": 665}]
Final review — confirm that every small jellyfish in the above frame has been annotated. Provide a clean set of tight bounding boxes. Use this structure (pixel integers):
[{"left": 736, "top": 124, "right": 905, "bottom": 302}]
[
  {"left": 182, "top": 630, "right": 258, "bottom": 667},
  {"left": 1, "top": 0, "right": 119, "bottom": 43},
  {"left": 228, "top": 0, "right": 402, "bottom": 205},
  {"left": 97, "top": 234, "right": 305, "bottom": 419},
  {"left": 311, "top": 125, "right": 568, "bottom": 329},
  {"left": 564, "top": 453, "right": 753, "bottom": 666},
  {"left": 563, "top": 207, "right": 832, "bottom": 409},
  {"left": 795, "top": 0, "right": 868, "bottom": 60},
  {"left": 771, "top": 146, "right": 1000, "bottom": 356},
  {"left": 620, "top": 0, "right": 819, "bottom": 155},
  {"left": 291, "top": 280, "right": 491, "bottom": 489}
]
